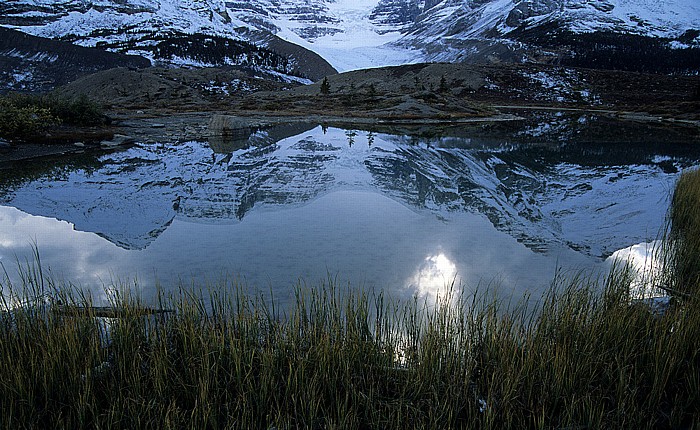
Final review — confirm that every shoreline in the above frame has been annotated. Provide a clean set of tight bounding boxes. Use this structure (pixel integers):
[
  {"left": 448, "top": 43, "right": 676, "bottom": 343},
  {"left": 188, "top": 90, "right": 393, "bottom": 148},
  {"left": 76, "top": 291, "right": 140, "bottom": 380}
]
[{"left": 1, "top": 104, "right": 698, "bottom": 165}]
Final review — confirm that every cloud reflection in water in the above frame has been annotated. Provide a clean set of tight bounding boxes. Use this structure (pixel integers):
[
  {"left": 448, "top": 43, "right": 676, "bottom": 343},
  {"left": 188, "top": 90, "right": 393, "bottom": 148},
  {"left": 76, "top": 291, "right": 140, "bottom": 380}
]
[
  {"left": 407, "top": 252, "right": 459, "bottom": 303},
  {"left": 607, "top": 241, "right": 666, "bottom": 299},
  {"left": 0, "top": 205, "right": 139, "bottom": 306}
]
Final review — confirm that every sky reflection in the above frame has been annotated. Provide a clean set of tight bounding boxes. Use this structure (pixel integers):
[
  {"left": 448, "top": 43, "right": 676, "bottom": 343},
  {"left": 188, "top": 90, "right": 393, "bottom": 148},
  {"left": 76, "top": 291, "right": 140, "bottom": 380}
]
[
  {"left": 2, "top": 119, "right": 695, "bottom": 306},
  {"left": 407, "top": 252, "right": 458, "bottom": 303},
  {"left": 607, "top": 241, "right": 666, "bottom": 299},
  {"left": 0, "top": 205, "right": 138, "bottom": 305},
  {"left": 1, "top": 188, "right": 601, "bottom": 307}
]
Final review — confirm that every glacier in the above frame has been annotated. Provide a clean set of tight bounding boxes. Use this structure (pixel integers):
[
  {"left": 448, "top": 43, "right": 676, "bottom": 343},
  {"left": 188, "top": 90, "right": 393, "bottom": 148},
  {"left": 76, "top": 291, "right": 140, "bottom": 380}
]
[{"left": 2, "top": 0, "right": 698, "bottom": 72}]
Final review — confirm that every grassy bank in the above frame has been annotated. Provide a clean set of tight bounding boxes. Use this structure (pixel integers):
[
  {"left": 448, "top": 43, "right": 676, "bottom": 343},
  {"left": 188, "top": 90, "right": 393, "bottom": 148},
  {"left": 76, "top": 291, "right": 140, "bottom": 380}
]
[
  {"left": 668, "top": 169, "right": 700, "bottom": 298},
  {"left": 1, "top": 171, "right": 699, "bottom": 429}
]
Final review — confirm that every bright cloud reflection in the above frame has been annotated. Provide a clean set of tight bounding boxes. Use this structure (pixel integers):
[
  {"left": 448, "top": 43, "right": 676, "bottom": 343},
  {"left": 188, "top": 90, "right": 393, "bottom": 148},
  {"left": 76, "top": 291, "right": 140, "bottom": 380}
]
[
  {"left": 0, "top": 205, "right": 140, "bottom": 308},
  {"left": 407, "top": 253, "right": 459, "bottom": 303},
  {"left": 608, "top": 240, "right": 666, "bottom": 299}
]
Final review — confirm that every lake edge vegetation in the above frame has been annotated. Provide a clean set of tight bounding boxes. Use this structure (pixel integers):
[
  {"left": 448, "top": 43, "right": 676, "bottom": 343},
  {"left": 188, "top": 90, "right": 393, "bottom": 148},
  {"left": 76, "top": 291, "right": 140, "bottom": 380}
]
[
  {"left": 1, "top": 169, "right": 699, "bottom": 429},
  {"left": 0, "top": 92, "right": 106, "bottom": 140}
]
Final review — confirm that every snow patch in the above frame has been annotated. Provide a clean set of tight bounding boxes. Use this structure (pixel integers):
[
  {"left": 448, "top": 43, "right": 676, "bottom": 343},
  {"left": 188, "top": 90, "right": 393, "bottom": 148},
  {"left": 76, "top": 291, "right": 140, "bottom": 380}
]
[{"left": 523, "top": 69, "right": 599, "bottom": 104}]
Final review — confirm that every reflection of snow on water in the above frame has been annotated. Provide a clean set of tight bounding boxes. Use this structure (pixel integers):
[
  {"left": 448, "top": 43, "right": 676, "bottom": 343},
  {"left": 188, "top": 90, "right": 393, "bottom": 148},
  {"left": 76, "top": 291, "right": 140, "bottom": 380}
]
[
  {"left": 607, "top": 241, "right": 666, "bottom": 299},
  {"left": 3, "top": 119, "right": 699, "bottom": 304},
  {"left": 407, "top": 253, "right": 458, "bottom": 303}
]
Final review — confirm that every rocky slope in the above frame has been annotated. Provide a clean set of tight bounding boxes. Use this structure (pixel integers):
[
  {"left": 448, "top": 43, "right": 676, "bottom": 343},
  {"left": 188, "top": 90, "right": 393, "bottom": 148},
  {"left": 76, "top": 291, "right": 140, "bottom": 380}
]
[
  {"left": 238, "top": 62, "right": 700, "bottom": 122},
  {"left": 0, "top": 0, "right": 336, "bottom": 86},
  {"left": 3, "top": 0, "right": 699, "bottom": 75},
  {"left": 54, "top": 66, "right": 297, "bottom": 111},
  {"left": 0, "top": 27, "right": 150, "bottom": 92}
]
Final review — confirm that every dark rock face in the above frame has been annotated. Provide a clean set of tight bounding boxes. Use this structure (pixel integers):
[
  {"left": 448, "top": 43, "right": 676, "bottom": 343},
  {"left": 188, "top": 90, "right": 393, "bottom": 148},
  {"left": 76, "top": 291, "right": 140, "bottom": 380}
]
[
  {"left": 0, "top": 27, "right": 151, "bottom": 92},
  {"left": 505, "top": 2, "right": 533, "bottom": 28},
  {"left": 245, "top": 31, "right": 338, "bottom": 81},
  {"left": 505, "top": 25, "right": 700, "bottom": 75},
  {"left": 370, "top": 0, "right": 422, "bottom": 30}
]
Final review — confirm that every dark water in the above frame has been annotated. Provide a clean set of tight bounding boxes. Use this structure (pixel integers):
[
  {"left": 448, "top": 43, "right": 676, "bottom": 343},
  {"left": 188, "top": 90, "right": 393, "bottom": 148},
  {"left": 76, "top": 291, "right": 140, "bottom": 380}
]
[{"left": 1, "top": 113, "right": 699, "bottom": 305}]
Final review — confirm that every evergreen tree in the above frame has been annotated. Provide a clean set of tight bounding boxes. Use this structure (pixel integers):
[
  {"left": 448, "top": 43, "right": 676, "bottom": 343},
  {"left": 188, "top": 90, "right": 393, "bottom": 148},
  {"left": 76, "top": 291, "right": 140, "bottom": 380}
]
[{"left": 320, "top": 77, "right": 330, "bottom": 95}]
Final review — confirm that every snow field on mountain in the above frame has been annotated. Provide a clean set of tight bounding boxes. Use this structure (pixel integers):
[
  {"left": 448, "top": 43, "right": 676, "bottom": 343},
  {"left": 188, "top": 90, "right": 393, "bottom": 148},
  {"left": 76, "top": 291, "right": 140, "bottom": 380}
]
[
  {"left": 4, "top": 0, "right": 699, "bottom": 71},
  {"left": 271, "top": 0, "right": 419, "bottom": 71},
  {"left": 611, "top": 0, "right": 700, "bottom": 37}
]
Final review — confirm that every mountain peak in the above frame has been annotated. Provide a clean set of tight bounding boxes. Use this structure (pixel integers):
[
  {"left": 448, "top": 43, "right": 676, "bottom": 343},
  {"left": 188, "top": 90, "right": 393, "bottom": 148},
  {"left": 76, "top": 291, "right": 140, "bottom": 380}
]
[{"left": 1, "top": 0, "right": 698, "bottom": 76}]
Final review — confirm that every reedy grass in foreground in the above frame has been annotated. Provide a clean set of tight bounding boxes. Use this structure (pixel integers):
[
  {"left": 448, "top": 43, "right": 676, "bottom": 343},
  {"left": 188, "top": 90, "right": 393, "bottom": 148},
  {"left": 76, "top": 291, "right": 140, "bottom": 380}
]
[
  {"left": 1, "top": 169, "right": 700, "bottom": 429},
  {"left": 1, "top": 269, "right": 698, "bottom": 429},
  {"left": 668, "top": 168, "right": 700, "bottom": 298}
]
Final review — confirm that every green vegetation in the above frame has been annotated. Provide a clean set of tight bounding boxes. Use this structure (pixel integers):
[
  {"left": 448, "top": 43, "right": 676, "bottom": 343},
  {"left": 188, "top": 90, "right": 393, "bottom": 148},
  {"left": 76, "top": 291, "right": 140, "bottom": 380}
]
[
  {"left": 320, "top": 76, "right": 331, "bottom": 95},
  {"left": 0, "top": 95, "right": 59, "bottom": 138},
  {"left": 0, "top": 92, "right": 105, "bottom": 139},
  {"left": 666, "top": 168, "right": 700, "bottom": 297},
  {"left": 1, "top": 169, "right": 700, "bottom": 429}
]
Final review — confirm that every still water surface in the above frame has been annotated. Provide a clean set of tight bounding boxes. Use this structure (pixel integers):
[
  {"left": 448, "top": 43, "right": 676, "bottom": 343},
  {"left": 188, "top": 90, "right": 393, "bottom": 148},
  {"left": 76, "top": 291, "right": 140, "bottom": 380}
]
[{"left": 1, "top": 114, "right": 698, "bottom": 305}]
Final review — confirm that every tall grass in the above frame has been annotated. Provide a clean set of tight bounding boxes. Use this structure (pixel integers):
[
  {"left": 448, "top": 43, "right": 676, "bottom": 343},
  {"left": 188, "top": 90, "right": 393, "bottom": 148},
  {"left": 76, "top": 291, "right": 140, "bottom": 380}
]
[
  {"left": 1, "top": 170, "right": 699, "bottom": 429},
  {"left": 667, "top": 168, "right": 700, "bottom": 298}
]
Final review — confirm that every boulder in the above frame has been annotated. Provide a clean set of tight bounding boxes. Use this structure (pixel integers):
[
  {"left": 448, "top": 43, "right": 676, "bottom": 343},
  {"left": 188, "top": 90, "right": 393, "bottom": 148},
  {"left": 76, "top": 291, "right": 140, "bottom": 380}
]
[
  {"left": 100, "top": 134, "right": 136, "bottom": 147},
  {"left": 208, "top": 114, "right": 256, "bottom": 137}
]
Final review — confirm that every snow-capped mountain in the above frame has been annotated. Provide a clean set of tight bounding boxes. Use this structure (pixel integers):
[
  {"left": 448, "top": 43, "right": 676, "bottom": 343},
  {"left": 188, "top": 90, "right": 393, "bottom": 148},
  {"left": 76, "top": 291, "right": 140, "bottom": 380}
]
[
  {"left": 1, "top": 0, "right": 698, "bottom": 78},
  {"left": 0, "top": 0, "right": 337, "bottom": 80},
  {"left": 405, "top": 0, "right": 700, "bottom": 43},
  {"left": 398, "top": 0, "right": 700, "bottom": 72}
]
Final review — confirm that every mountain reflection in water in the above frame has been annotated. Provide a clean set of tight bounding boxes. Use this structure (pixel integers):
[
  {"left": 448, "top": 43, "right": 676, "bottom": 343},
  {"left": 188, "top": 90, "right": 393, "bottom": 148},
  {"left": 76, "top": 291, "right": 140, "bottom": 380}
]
[{"left": 1, "top": 114, "right": 698, "bottom": 302}]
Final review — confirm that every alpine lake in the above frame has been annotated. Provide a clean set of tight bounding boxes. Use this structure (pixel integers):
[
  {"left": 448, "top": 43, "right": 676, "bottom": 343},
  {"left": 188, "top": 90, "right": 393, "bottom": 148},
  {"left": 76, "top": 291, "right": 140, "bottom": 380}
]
[{"left": 2, "top": 112, "right": 699, "bottom": 307}]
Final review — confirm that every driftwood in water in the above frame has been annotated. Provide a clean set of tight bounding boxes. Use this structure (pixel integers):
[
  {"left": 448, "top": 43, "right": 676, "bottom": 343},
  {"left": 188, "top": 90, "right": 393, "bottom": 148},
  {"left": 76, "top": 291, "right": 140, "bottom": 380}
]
[{"left": 54, "top": 305, "right": 173, "bottom": 319}]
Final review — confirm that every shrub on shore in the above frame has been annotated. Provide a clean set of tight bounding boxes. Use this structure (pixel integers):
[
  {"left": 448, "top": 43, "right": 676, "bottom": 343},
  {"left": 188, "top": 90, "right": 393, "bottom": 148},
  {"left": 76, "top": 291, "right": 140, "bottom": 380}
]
[
  {"left": 0, "top": 96, "right": 60, "bottom": 137},
  {"left": 0, "top": 92, "right": 105, "bottom": 139}
]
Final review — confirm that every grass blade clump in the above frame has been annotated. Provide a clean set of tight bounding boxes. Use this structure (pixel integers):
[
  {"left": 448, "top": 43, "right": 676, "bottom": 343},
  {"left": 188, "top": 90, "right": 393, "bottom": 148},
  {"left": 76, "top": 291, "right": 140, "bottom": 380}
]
[
  {"left": 667, "top": 168, "right": 700, "bottom": 298},
  {"left": 2, "top": 273, "right": 698, "bottom": 429}
]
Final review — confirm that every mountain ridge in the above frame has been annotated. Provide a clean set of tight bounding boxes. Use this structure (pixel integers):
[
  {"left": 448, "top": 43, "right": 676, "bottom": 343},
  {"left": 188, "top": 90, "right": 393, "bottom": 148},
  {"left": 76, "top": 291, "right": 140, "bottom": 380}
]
[
  {"left": 1, "top": 0, "right": 698, "bottom": 94},
  {"left": 6, "top": 0, "right": 698, "bottom": 73},
  {"left": 395, "top": 0, "right": 700, "bottom": 72},
  {"left": 0, "top": 0, "right": 337, "bottom": 82},
  {"left": 0, "top": 26, "right": 151, "bottom": 92}
]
